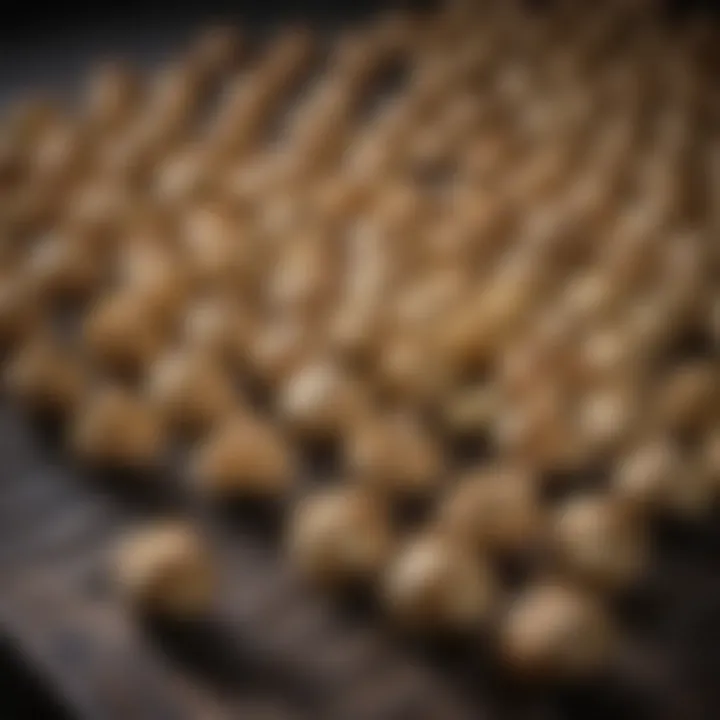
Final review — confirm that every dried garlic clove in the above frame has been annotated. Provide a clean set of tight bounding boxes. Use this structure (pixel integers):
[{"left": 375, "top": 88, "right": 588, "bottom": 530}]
[
  {"left": 192, "top": 413, "right": 292, "bottom": 498},
  {"left": 117, "top": 240, "right": 191, "bottom": 324},
  {"left": 278, "top": 359, "right": 366, "bottom": 439},
  {"left": 114, "top": 521, "right": 215, "bottom": 616},
  {"left": 383, "top": 531, "right": 496, "bottom": 632},
  {"left": 612, "top": 438, "right": 683, "bottom": 512},
  {"left": 25, "top": 232, "right": 103, "bottom": 302},
  {"left": 146, "top": 349, "right": 236, "bottom": 437},
  {"left": 577, "top": 383, "right": 639, "bottom": 458},
  {"left": 288, "top": 487, "right": 392, "bottom": 589},
  {"left": 442, "top": 383, "right": 498, "bottom": 435},
  {"left": 71, "top": 386, "right": 166, "bottom": 470},
  {"left": 439, "top": 465, "right": 544, "bottom": 553},
  {"left": 553, "top": 494, "right": 649, "bottom": 591},
  {"left": 348, "top": 413, "right": 443, "bottom": 497},
  {"left": 499, "top": 581, "right": 617, "bottom": 679},
  {"left": 84, "top": 61, "right": 141, "bottom": 133},
  {"left": 182, "top": 295, "right": 254, "bottom": 367},
  {"left": 4, "top": 333, "right": 85, "bottom": 417},
  {"left": 248, "top": 319, "right": 317, "bottom": 387},
  {"left": 83, "top": 290, "right": 164, "bottom": 376}
]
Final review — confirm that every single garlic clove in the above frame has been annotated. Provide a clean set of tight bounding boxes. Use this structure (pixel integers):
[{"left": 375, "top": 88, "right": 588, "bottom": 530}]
[
  {"left": 146, "top": 348, "right": 236, "bottom": 437},
  {"left": 348, "top": 413, "right": 443, "bottom": 497},
  {"left": 266, "top": 236, "right": 337, "bottom": 316},
  {"left": 117, "top": 237, "right": 192, "bottom": 323},
  {"left": 192, "top": 413, "right": 292, "bottom": 498},
  {"left": 83, "top": 290, "right": 164, "bottom": 377},
  {"left": 155, "top": 146, "right": 213, "bottom": 206},
  {"left": 327, "top": 299, "right": 385, "bottom": 365},
  {"left": 442, "top": 383, "right": 498, "bottom": 436},
  {"left": 248, "top": 318, "right": 318, "bottom": 387},
  {"left": 97, "top": 121, "right": 157, "bottom": 185},
  {"left": 437, "top": 265, "right": 538, "bottom": 377},
  {"left": 493, "top": 387, "right": 585, "bottom": 473},
  {"left": 438, "top": 465, "right": 544, "bottom": 553},
  {"left": 181, "top": 202, "right": 250, "bottom": 288},
  {"left": 288, "top": 487, "right": 392, "bottom": 589},
  {"left": 553, "top": 494, "right": 649, "bottom": 591},
  {"left": 84, "top": 61, "right": 141, "bottom": 133},
  {"left": 114, "top": 521, "right": 215, "bottom": 616},
  {"left": 383, "top": 531, "right": 496, "bottom": 632},
  {"left": 374, "top": 333, "right": 446, "bottom": 406},
  {"left": 309, "top": 175, "right": 366, "bottom": 229},
  {"left": 65, "top": 179, "right": 136, "bottom": 241},
  {"left": 31, "top": 121, "right": 87, "bottom": 187},
  {"left": 145, "top": 61, "right": 206, "bottom": 146},
  {"left": 4, "top": 333, "right": 85, "bottom": 417},
  {"left": 71, "top": 385, "right": 166, "bottom": 470},
  {"left": 278, "top": 359, "right": 366, "bottom": 439},
  {"left": 499, "top": 581, "right": 617, "bottom": 679},
  {"left": 613, "top": 438, "right": 683, "bottom": 512},
  {"left": 577, "top": 324, "right": 644, "bottom": 385},
  {"left": 577, "top": 383, "right": 639, "bottom": 458},
  {"left": 25, "top": 232, "right": 103, "bottom": 303},
  {"left": 182, "top": 295, "right": 254, "bottom": 367}
]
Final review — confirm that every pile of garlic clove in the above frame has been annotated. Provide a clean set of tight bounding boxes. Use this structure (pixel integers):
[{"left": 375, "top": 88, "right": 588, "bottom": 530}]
[{"left": 1, "top": 1, "right": 718, "bottom": 682}]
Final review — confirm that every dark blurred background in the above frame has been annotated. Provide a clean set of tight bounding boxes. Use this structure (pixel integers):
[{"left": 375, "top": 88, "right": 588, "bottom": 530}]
[
  {"left": 0, "top": 636, "right": 72, "bottom": 719},
  {"left": 0, "top": 0, "right": 718, "bottom": 38}
]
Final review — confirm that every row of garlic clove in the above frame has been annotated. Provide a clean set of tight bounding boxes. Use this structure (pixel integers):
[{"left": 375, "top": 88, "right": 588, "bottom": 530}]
[
  {"left": 114, "top": 415, "right": 720, "bottom": 677},
  {"left": 114, "top": 501, "right": 618, "bottom": 682},
  {"left": 4, "top": 326, "right": 718, "bottom": 505}
]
